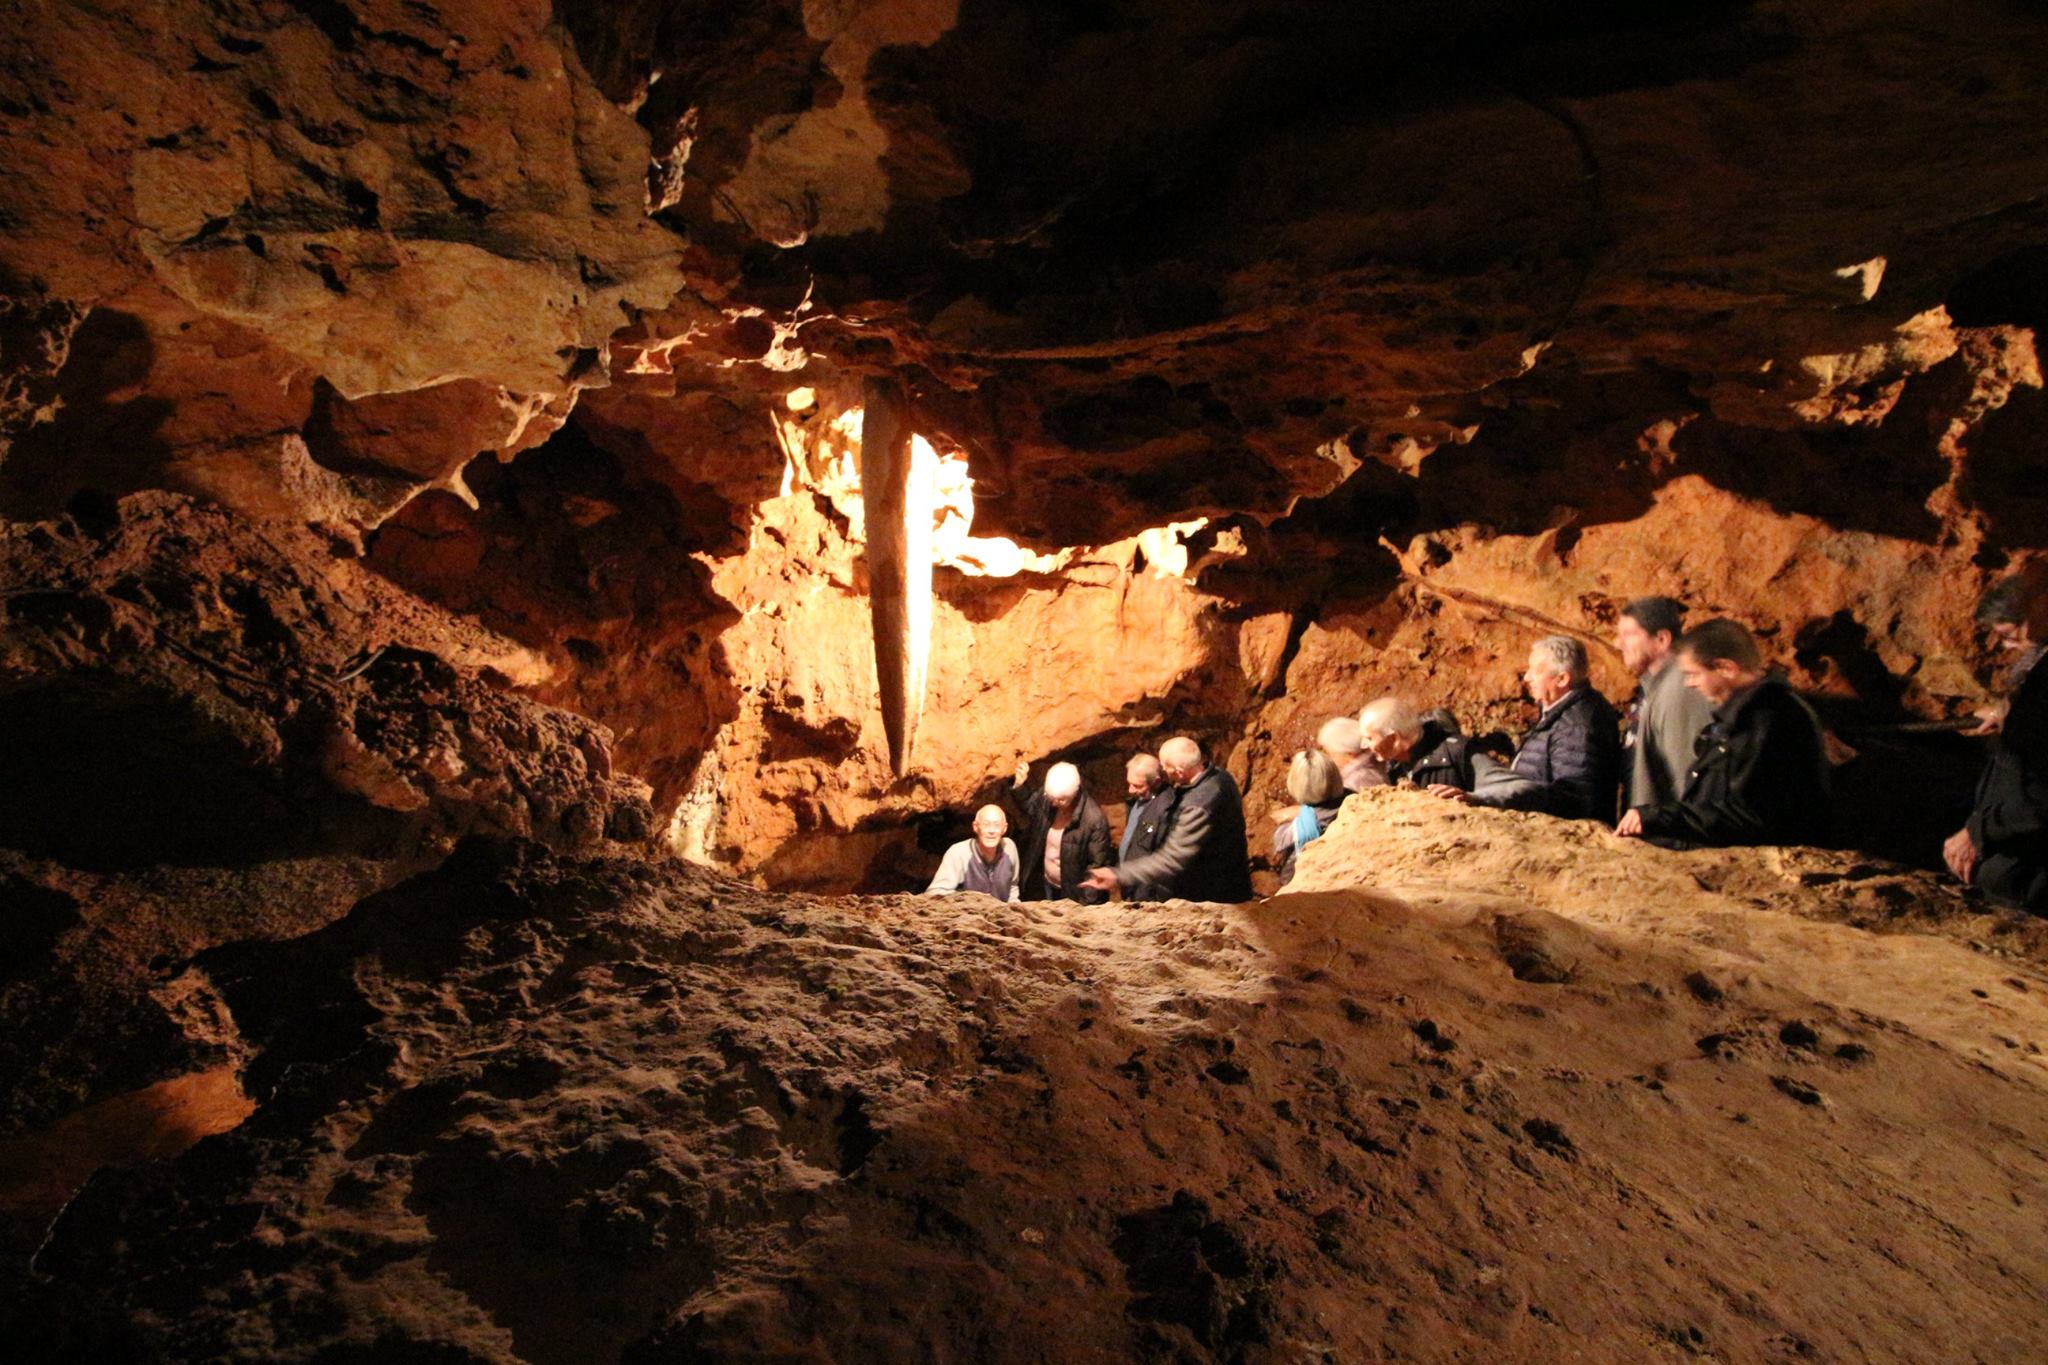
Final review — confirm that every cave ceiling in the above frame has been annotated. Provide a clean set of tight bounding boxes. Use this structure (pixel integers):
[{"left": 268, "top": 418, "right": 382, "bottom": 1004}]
[{"left": 4, "top": 0, "right": 2048, "bottom": 545}]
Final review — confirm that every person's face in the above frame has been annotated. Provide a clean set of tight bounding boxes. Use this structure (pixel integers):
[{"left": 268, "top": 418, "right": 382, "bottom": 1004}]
[
  {"left": 1361, "top": 725, "right": 1408, "bottom": 764},
  {"left": 1989, "top": 619, "right": 2031, "bottom": 655},
  {"left": 1125, "top": 764, "right": 1156, "bottom": 800},
  {"left": 1048, "top": 790, "right": 1076, "bottom": 814},
  {"left": 1678, "top": 651, "right": 1739, "bottom": 706},
  {"left": 1160, "top": 754, "right": 1197, "bottom": 786},
  {"left": 973, "top": 811, "right": 1007, "bottom": 852},
  {"left": 1615, "top": 617, "right": 1668, "bottom": 677},
  {"left": 1524, "top": 648, "right": 1572, "bottom": 706}
]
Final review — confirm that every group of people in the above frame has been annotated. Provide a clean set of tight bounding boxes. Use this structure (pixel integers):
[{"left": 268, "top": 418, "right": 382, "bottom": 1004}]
[{"left": 927, "top": 569, "right": 2048, "bottom": 914}]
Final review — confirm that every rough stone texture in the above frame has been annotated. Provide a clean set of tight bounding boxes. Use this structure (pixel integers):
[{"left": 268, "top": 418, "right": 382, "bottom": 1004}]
[
  {"left": 19, "top": 808, "right": 2048, "bottom": 1361},
  {"left": 0, "top": 493, "right": 657, "bottom": 1248}
]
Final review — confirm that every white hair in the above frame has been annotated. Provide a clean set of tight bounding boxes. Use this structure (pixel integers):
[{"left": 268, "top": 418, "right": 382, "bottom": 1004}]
[
  {"left": 1530, "top": 634, "right": 1588, "bottom": 681},
  {"left": 1317, "top": 715, "right": 1363, "bottom": 756},
  {"left": 1043, "top": 762, "right": 1083, "bottom": 800},
  {"left": 1359, "top": 697, "right": 1422, "bottom": 743}
]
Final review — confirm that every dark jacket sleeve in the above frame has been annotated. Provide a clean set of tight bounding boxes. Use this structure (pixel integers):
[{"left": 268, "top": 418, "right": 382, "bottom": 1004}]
[
  {"left": 1472, "top": 703, "right": 1617, "bottom": 820},
  {"left": 1118, "top": 788, "right": 1212, "bottom": 893},
  {"left": 1081, "top": 804, "right": 1114, "bottom": 877},
  {"left": 1640, "top": 700, "right": 1821, "bottom": 845},
  {"left": 1535, "top": 708, "right": 1619, "bottom": 820},
  {"left": 1968, "top": 683, "right": 2048, "bottom": 851}
]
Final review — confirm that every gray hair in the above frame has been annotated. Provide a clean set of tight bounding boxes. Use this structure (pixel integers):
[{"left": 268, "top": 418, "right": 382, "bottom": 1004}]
[
  {"left": 1530, "top": 634, "right": 1588, "bottom": 681},
  {"left": 1359, "top": 697, "right": 1423, "bottom": 743},
  {"left": 1316, "top": 715, "right": 1363, "bottom": 757},
  {"left": 1286, "top": 749, "right": 1346, "bottom": 805},
  {"left": 1043, "top": 761, "right": 1083, "bottom": 800}
]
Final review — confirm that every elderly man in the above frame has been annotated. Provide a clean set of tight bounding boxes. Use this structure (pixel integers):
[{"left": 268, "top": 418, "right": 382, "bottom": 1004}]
[
  {"left": 1430, "top": 636, "right": 1620, "bottom": 821},
  {"left": 1086, "top": 737, "right": 1252, "bottom": 902},
  {"left": 1359, "top": 698, "right": 1476, "bottom": 791},
  {"left": 1120, "top": 753, "right": 1175, "bottom": 901},
  {"left": 924, "top": 805, "right": 1021, "bottom": 900},
  {"left": 1617, "top": 596, "right": 1713, "bottom": 812},
  {"left": 1618, "top": 618, "right": 1831, "bottom": 847},
  {"left": 1317, "top": 715, "right": 1387, "bottom": 793},
  {"left": 1944, "top": 569, "right": 2048, "bottom": 911},
  {"left": 1011, "top": 759, "right": 1114, "bottom": 903}
]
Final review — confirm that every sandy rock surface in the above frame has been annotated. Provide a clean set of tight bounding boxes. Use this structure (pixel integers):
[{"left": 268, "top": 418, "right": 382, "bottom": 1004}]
[{"left": 19, "top": 802, "right": 2048, "bottom": 1361}]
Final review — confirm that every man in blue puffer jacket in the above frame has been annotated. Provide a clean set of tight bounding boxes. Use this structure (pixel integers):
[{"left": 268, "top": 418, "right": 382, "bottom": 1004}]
[{"left": 1430, "top": 635, "right": 1621, "bottom": 823}]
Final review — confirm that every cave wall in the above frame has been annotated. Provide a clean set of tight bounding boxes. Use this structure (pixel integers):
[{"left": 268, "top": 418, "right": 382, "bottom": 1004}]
[{"left": 4, "top": 0, "right": 2048, "bottom": 893}]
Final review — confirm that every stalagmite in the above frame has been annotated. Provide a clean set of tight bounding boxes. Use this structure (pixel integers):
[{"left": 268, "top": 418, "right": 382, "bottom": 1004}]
[{"left": 858, "top": 376, "right": 932, "bottom": 775}]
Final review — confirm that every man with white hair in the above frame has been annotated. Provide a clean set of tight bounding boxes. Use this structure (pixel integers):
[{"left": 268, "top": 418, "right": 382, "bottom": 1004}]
[
  {"left": 924, "top": 805, "right": 1021, "bottom": 900},
  {"left": 1011, "top": 758, "right": 1114, "bottom": 903},
  {"left": 1317, "top": 715, "right": 1386, "bottom": 793},
  {"left": 1119, "top": 752, "right": 1175, "bottom": 901},
  {"left": 1086, "top": 736, "right": 1252, "bottom": 902},
  {"left": 1431, "top": 635, "right": 1620, "bottom": 822},
  {"left": 1359, "top": 697, "right": 1476, "bottom": 791}
]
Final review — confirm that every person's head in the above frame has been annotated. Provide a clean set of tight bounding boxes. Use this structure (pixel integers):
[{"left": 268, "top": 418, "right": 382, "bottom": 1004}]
[
  {"left": 1977, "top": 565, "right": 2048, "bottom": 654},
  {"left": 1617, "top": 596, "right": 1686, "bottom": 677},
  {"left": 1125, "top": 752, "right": 1165, "bottom": 800},
  {"left": 1043, "top": 761, "right": 1083, "bottom": 813},
  {"left": 1158, "top": 736, "right": 1206, "bottom": 786},
  {"left": 1358, "top": 698, "right": 1424, "bottom": 763},
  {"left": 1524, "top": 635, "right": 1588, "bottom": 707},
  {"left": 971, "top": 805, "right": 1008, "bottom": 857},
  {"left": 1286, "top": 749, "right": 1346, "bottom": 806},
  {"left": 1316, "top": 715, "right": 1364, "bottom": 763},
  {"left": 1675, "top": 617, "right": 1765, "bottom": 706}
]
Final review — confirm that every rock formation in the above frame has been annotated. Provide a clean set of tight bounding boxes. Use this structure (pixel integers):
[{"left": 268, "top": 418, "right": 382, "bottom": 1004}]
[
  {"left": 7, "top": 0, "right": 2048, "bottom": 1357},
  {"left": 14, "top": 802, "right": 2048, "bottom": 1361}
]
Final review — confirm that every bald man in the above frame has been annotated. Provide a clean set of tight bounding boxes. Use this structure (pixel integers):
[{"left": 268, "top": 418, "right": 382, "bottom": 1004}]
[
  {"left": 924, "top": 805, "right": 1022, "bottom": 900},
  {"left": 1086, "top": 737, "right": 1252, "bottom": 902}
]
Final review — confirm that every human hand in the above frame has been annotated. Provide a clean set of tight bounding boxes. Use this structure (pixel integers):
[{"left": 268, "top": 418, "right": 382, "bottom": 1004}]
[
  {"left": 1942, "top": 827, "right": 1979, "bottom": 885},
  {"left": 1427, "top": 784, "right": 1471, "bottom": 803},
  {"left": 1083, "top": 867, "right": 1119, "bottom": 893},
  {"left": 1962, "top": 701, "right": 2007, "bottom": 738},
  {"left": 1615, "top": 808, "right": 1643, "bottom": 838},
  {"left": 1014, "top": 759, "right": 1030, "bottom": 787}
]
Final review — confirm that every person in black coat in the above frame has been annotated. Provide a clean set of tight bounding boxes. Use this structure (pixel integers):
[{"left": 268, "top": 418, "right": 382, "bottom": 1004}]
[
  {"left": 1119, "top": 752, "right": 1176, "bottom": 902},
  {"left": 1945, "top": 570, "right": 2048, "bottom": 912},
  {"left": 1087, "top": 737, "right": 1253, "bottom": 903},
  {"left": 1360, "top": 698, "right": 1477, "bottom": 791},
  {"left": 1434, "top": 636, "right": 1621, "bottom": 822},
  {"left": 1618, "top": 618, "right": 1832, "bottom": 848},
  {"left": 1010, "top": 759, "right": 1115, "bottom": 903}
]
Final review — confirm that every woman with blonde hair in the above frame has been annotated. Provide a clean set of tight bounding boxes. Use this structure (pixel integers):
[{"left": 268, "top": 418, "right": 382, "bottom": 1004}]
[{"left": 1271, "top": 748, "right": 1347, "bottom": 887}]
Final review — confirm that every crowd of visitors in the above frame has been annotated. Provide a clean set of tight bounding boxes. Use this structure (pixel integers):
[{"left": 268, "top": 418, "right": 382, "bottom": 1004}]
[{"left": 926, "top": 569, "right": 2048, "bottom": 913}]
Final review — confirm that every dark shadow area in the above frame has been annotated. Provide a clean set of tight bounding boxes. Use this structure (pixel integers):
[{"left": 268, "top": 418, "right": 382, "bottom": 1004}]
[
  {"left": 0, "top": 676, "right": 306, "bottom": 871},
  {"left": 0, "top": 310, "right": 172, "bottom": 520}
]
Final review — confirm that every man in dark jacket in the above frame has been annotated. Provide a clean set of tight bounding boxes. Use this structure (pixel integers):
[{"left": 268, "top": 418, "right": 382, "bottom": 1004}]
[
  {"left": 1433, "top": 635, "right": 1621, "bottom": 822},
  {"left": 1011, "top": 759, "right": 1115, "bottom": 903},
  {"left": 1945, "top": 570, "right": 2048, "bottom": 911},
  {"left": 1360, "top": 698, "right": 1477, "bottom": 791},
  {"left": 1618, "top": 618, "right": 1831, "bottom": 848},
  {"left": 1119, "top": 752, "right": 1175, "bottom": 901},
  {"left": 1086, "top": 737, "right": 1253, "bottom": 902}
]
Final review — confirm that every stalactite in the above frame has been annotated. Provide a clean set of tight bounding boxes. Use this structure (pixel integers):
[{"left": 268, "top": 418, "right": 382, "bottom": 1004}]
[{"left": 859, "top": 376, "right": 931, "bottom": 775}]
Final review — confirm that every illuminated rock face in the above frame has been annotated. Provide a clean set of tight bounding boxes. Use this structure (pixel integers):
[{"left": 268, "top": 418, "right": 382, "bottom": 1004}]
[{"left": 7, "top": 4, "right": 2048, "bottom": 1354}]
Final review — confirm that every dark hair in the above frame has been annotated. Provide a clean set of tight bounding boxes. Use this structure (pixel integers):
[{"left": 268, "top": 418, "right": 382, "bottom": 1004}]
[
  {"left": 1978, "top": 566, "right": 2048, "bottom": 627},
  {"left": 1676, "top": 617, "right": 1762, "bottom": 671},
  {"left": 1621, "top": 595, "right": 1686, "bottom": 641}
]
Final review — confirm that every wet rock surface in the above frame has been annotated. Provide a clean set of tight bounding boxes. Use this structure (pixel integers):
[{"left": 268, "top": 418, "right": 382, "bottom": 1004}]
[{"left": 15, "top": 812, "right": 2048, "bottom": 1361}]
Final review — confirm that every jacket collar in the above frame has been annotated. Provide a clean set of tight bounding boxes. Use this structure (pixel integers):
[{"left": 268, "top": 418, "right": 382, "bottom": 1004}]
[{"left": 1713, "top": 673, "right": 1782, "bottom": 727}]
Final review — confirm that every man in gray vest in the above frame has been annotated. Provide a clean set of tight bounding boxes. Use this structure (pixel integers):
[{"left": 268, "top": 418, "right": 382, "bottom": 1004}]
[
  {"left": 1616, "top": 596, "right": 1713, "bottom": 818},
  {"left": 924, "top": 805, "right": 1022, "bottom": 900}
]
